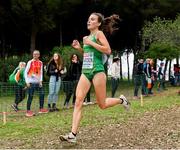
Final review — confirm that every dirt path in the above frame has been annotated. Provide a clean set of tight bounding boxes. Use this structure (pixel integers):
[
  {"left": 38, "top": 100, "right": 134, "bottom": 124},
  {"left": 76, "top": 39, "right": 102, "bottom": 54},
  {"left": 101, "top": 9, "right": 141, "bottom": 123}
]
[
  {"left": 1, "top": 106, "right": 180, "bottom": 149},
  {"left": 63, "top": 106, "right": 180, "bottom": 149}
]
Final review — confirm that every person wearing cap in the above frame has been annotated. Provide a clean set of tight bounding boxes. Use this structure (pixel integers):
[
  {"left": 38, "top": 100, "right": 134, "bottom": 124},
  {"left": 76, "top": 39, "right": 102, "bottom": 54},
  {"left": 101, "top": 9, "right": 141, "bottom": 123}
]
[
  {"left": 133, "top": 59, "right": 146, "bottom": 99},
  {"left": 111, "top": 56, "right": 120, "bottom": 97}
]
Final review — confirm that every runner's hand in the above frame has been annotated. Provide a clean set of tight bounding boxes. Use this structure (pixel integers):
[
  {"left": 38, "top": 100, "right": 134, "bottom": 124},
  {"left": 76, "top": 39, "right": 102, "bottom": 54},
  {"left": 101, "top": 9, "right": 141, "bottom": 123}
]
[
  {"left": 83, "top": 36, "right": 92, "bottom": 45},
  {"left": 72, "top": 40, "right": 81, "bottom": 50}
]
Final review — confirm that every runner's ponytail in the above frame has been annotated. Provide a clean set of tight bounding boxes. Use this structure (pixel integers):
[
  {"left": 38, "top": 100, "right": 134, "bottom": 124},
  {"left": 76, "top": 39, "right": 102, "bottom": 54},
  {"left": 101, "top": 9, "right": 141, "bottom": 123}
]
[{"left": 91, "top": 13, "right": 121, "bottom": 36}]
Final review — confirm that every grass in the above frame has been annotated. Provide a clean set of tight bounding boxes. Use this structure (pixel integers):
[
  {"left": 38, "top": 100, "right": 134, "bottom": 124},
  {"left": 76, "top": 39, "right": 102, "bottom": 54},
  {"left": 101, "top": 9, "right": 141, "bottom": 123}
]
[{"left": 0, "top": 82, "right": 179, "bottom": 147}]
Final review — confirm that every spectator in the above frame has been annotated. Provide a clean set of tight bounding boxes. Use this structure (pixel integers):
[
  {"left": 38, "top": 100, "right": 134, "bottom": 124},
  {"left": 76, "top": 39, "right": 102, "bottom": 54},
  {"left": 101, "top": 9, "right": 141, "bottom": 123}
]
[
  {"left": 24, "top": 50, "right": 48, "bottom": 117},
  {"left": 47, "top": 53, "right": 64, "bottom": 112},
  {"left": 11, "top": 62, "right": 27, "bottom": 111},
  {"left": 149, "top": 59, "right": 156, "bottom": 94},
  {"left": 174, "top": 64, "right": 180, "bottom": 86},
  {"left": 169, "top": 72, "right": 175, "bottom": 86},
  {"left": 63, "top": 54, "right": 82, "bottom": 108},
  {"left": 133, "top": 59, "right": 146, "bottom": 99},
  {"left": 111, "top": 56, "right": 120, "bottom": 97},
  {"left": 144, "top": 58, "right": 153, "bottom": 95},
  {"left": 157, "top": 62, "right": 166, "bottom": 91}
]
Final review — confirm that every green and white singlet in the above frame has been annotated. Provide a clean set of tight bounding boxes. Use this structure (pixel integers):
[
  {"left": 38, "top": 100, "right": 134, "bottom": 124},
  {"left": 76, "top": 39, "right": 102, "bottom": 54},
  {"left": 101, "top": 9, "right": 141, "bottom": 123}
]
[{"left": 82, "top": 33, "right": 105, "bottom": 81}]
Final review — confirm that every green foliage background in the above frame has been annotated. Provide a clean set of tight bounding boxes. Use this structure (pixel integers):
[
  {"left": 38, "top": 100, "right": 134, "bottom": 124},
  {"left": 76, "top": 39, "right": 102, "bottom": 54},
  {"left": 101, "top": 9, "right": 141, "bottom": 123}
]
[{"left": 0, "top": 46, "right": 83, "bottom": 82}]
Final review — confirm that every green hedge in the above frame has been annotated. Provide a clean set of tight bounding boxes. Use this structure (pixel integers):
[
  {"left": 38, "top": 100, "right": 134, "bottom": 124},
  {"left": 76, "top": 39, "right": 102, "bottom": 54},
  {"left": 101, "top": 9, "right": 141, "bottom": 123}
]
[{"left": 0, "top": 54, "right": 31, "bottom": 82}]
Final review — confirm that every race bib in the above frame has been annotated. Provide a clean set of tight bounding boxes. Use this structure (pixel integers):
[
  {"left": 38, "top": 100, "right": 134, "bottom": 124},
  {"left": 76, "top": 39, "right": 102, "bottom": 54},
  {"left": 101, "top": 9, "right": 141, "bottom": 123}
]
[{"left": 82, "top": 52, "right": 94, "bottom": 69}]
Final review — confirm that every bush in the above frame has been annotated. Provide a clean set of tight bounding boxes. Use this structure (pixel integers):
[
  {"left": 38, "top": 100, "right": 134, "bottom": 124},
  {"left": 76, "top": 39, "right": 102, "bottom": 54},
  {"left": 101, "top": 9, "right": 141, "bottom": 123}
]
[
  {"left": 0, "top": 45, "right": 82, "bottom": 82},
  {"left": 0, "top": 54, "right": 31, "bottom": 82},
  {"left": 51, "top": 46, "right": 82, "bottom": 68}
]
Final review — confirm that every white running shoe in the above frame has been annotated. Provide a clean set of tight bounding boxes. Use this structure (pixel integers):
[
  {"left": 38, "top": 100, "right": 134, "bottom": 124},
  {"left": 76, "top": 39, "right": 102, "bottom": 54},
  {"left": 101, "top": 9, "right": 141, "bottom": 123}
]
[
  {"left": 83, "top": 102, "right": 87, "bottom": 106},
  {"left": 59, "top": 132, "right": 77, "bottom": 143},
  {"left": 87, "top": 102, "right": 93, "bottom": 105},
  {"left": 120, "top": 95, "right": 131, "bottom": 111}
]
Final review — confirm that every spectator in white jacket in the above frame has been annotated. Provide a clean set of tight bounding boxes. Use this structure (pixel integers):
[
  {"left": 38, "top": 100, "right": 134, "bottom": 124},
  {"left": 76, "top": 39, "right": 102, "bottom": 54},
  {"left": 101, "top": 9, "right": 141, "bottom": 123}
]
[
  {"left": 111, "top": 57, "right": 120, "bottom": 97},
  {"left": 24, "top": 50, "right": 48, "bottom": 117}
]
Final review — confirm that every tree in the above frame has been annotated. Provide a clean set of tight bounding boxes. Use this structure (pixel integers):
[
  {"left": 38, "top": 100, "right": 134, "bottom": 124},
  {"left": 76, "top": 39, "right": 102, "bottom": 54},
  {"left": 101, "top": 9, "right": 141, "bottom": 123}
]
[
  {"left": 54, "top": 0, "right": 83, "bottom": 47},
  {"left": 95, "top": 0, "right": 180, "bottom": 79},
  {"left": 11, "top": 0, "right": 61, "bottom": 53},
  {"left": 0, "top": 0, "right": 11, "bottom": 57},
  {"left": 51, "top": 46, "right": 82, "bottom": 68},
  {"left": 142, "top": 16, "right": 180, "bottom": 60},
  {"left": 172, "top": 14, "right": 180, "bottom": 65},
  {"left": 11, "top": 0, "right": 83, "bottom": 53},
  {"left": 142, "top": 15, "right": 180, "bottom": 77},
  {"left": 1, "top": 0, "right": 180, "bottom": 57}
]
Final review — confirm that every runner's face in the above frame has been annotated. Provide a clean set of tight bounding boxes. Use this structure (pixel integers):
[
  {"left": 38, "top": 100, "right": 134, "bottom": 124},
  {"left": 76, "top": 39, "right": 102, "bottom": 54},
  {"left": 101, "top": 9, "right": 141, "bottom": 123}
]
[{"left": 87, "top": 14, "right": 101, "bottom": 30}]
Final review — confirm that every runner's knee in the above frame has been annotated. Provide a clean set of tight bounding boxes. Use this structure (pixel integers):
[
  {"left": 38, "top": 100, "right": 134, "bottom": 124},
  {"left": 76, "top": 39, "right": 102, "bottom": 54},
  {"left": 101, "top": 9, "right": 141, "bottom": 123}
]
[
  {"left": 74, "top": 96, "right": 84, "bottom": 109},
  {"left": 97, "top": 101, "right": 106, "bottom": 109}
]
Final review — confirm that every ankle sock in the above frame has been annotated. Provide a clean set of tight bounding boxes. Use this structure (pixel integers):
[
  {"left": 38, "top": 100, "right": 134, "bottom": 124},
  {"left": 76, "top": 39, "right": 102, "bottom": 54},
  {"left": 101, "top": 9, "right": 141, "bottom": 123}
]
[
  {"left": 120, "top": 98, "right": 124, "bottom": 104},
  {"left": 72, "top": 132, "right": 77, "bottom": 137}
]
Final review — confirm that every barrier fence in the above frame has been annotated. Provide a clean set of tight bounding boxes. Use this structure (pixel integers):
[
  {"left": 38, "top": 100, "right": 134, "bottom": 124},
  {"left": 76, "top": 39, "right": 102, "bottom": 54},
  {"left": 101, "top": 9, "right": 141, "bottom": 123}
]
[
  {"left": 0, "top": 80, "right": 132, "bottom": 97},
  {"left": 0, "top": 80, "right": 134, "bottom": 124},
  {"left": 0, "top": 81, "right": 96, "bottom": 110}
]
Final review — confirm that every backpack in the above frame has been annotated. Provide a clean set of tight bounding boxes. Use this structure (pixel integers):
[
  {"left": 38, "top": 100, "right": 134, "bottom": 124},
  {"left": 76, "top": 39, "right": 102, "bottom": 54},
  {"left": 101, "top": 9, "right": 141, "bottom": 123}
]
[{"left": 9, "top": 67, "right": 21, "bottom": 84}]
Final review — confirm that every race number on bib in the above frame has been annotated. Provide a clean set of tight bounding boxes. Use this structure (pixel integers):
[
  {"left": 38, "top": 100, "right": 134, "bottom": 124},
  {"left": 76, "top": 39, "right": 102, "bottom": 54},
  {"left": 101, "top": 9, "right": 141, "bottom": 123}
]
[{"left": 82, "top": 52, "right": 94, "bottom": 69}]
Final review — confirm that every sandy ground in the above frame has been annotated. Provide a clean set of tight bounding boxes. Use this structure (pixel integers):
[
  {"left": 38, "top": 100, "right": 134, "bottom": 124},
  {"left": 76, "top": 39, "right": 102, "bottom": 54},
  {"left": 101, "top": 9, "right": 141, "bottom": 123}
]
[{"left": 0, "top": 106, "right": 180, "bottom": 149}]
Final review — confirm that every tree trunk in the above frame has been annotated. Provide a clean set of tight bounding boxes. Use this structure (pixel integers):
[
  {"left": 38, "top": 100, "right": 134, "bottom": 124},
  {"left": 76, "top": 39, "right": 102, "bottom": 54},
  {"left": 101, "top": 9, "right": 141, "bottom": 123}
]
[
  {"left": 168, "top": 60, "right": 172, "bottom": 80},
  {"left": 164, "top": 59, "right": 168, "bottom": 80},
  {"left": 30, "top": 24, "right": 37, "bottom": 53},
  {"left": 141, "top": 38, "right": 145, "bottom": 52},
  {"left": 119, "top": 54, "right": 123, "bottom": 80},
  {"left": 176, "top": 57, "right": 179, "bottom": 65},
  {"left": 59, "top": 23, "right": 63, "bottom": 47},
  {"left": 0, "top": 28, "right": 6, "bottom": 58},
  {"left": 132, "top": 52, "right": 138, "bottom": 79},
  {"left": 2, "top": 38, "right": 5, "bottom": 58},
  {"left": 127, "top": 51, "right": 130, "bottom": 81}
]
